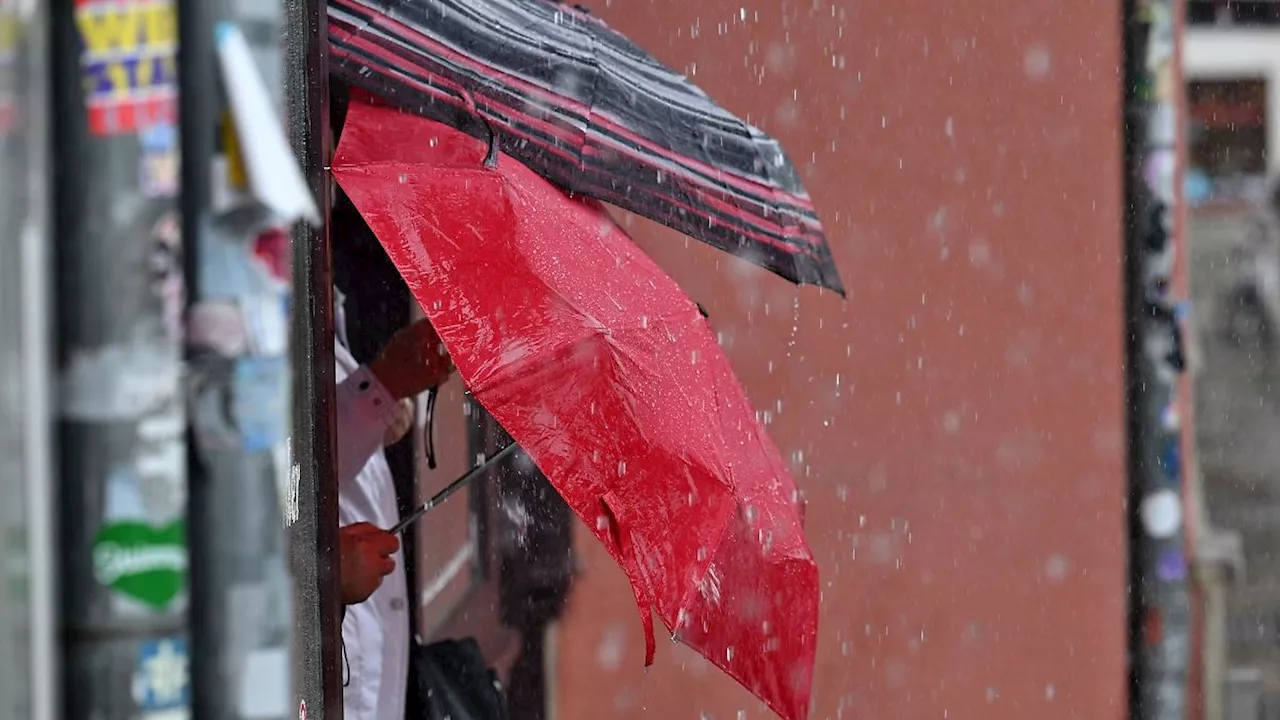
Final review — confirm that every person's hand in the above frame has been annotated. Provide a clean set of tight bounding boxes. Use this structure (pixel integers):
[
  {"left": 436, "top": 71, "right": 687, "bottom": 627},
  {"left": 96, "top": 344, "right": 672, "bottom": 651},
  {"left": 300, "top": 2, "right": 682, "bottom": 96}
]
[
  {"left": 383, "top": 398, "right": 414, "bottom": 447},
  {"left": 369, "top": 318, "right": 454, "bottom": 400},
  {"left": 338, "top": 523, "right": 399, "bottom": 606}
]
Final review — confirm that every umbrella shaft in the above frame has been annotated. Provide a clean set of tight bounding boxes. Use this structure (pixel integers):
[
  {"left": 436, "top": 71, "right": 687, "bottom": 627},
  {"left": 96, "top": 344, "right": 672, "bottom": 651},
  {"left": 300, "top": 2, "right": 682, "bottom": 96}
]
[{"left": 390, "top": 442, "right": 519, "bottom": 535}]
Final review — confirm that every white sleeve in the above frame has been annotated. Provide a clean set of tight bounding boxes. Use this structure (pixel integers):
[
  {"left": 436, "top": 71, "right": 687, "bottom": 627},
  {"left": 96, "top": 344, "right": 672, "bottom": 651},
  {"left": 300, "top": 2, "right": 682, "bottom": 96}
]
[{"left": 334, "top": 366, "right": 399, "bottom": 490}]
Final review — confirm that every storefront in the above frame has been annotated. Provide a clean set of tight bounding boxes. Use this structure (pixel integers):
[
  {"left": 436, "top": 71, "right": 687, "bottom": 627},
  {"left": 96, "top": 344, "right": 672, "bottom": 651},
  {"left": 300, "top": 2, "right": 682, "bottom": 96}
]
[{"left": 3, "top": 1, "right": 1193, "bottom": 719}]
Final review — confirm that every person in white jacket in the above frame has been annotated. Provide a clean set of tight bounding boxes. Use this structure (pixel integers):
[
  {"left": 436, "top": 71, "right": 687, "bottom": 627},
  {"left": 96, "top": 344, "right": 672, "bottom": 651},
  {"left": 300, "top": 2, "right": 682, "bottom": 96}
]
[{"left": 332, "top": 289, "right": 453, "bottom": 720}]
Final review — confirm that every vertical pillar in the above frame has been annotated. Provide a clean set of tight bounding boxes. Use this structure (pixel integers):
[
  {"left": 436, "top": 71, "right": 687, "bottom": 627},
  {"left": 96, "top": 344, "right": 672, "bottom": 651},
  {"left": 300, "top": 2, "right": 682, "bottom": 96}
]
[
  {"left": 282, "top": 0, "right": 340, "bottom": 716},
  {"left": 1125, "top": 0, "right": 1192, "bottom": 717},
  {"left": 181, "top": 1, "right": 296, "bottom": 718},
  {"left": 51, "top": 0, "right": 190, "bottom": 717},
  {"left": 0, "top": 2, "right": 55, "bottom": 719}
]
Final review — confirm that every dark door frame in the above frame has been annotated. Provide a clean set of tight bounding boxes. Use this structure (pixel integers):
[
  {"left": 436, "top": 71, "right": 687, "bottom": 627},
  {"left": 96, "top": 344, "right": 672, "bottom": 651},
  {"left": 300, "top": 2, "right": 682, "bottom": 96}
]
[
  {"left": 284, "top": 1, "right": 343, "bottom": 717},
  {"left": 1122, "top": 1, "right": 1192, "bottom": 718}
]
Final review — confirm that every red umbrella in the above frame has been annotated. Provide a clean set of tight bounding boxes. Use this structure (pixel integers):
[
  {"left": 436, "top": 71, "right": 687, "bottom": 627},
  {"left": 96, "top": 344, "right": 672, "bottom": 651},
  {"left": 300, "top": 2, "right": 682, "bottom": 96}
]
[{"left": 333, "top": 97, "right": 818, "bottom": 720}]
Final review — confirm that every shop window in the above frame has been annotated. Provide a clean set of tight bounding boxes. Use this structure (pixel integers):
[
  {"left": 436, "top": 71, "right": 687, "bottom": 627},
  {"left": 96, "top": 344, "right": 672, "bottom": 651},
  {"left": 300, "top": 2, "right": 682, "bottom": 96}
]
[
  {"left": 1188, "top": 79, "right": 1269, "bottom": 177},
  {"left": 1188, "top": 1, "right": 1280, "bottom": 25}
]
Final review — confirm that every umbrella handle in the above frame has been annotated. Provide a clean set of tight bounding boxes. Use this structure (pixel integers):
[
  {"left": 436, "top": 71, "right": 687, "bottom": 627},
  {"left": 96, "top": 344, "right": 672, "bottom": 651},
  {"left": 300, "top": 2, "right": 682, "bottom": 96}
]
[{"left": 423, "top": 386, "right": 438, "bottom": 470}]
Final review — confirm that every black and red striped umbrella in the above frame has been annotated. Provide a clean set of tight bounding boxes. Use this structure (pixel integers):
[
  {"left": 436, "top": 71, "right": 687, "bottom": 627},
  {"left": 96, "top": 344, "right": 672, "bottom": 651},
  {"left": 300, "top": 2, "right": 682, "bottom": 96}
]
[{"left": 328, "top": 0, "right": 845, "bottom": 295}]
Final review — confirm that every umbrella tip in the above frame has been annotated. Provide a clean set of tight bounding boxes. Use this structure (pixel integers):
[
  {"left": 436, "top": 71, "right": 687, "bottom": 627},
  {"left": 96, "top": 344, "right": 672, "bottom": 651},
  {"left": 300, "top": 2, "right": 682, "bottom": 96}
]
[{"left": 696, "top": 303, "right": 710, "bottom": 319}]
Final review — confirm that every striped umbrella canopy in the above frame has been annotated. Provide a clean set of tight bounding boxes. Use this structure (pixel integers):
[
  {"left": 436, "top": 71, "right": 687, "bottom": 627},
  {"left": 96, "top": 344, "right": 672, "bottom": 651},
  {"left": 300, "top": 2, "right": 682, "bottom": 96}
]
[{"left": 328, "top": 0, "right": 846, "bottom": 295}]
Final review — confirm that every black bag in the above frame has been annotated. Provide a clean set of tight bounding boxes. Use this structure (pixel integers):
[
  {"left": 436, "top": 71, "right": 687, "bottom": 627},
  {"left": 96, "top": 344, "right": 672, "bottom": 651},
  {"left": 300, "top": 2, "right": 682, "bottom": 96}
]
[{"left": 412, "top": 638, "right": 508, "bottom": 720}]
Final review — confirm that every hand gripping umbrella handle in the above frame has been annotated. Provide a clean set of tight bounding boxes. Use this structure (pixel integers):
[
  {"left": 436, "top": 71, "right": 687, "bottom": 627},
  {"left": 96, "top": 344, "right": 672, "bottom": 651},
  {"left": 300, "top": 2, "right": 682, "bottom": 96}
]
[{"left": 388, "top": 442, "right": 520, "bottom": 535}]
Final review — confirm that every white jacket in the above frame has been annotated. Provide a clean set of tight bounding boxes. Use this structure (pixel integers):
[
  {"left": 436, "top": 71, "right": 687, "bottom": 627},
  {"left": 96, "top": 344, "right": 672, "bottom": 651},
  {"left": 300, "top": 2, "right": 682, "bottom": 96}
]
[{"left": 333, "top": 298, "right": 410, "bottom": 720}]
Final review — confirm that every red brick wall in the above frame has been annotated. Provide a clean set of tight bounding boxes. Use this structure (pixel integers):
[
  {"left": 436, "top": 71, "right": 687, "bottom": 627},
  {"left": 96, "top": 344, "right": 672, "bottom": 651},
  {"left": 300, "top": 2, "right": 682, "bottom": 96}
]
[{"left": 553, "top": 2, "right": 1130, "bottom": 717}]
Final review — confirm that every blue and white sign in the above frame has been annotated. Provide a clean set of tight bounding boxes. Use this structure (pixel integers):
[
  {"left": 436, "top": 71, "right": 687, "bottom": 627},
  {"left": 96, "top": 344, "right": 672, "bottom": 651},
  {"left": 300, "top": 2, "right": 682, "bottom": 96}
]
[{"left": 133, "top": 637, "right": 190, "bottom": 715}]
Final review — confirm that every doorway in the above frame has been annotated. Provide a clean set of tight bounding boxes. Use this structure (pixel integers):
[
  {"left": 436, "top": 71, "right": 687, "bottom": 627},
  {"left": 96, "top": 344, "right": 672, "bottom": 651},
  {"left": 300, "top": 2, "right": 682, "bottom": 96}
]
[{"left": 330, "top": 84, "right": 574, "bottom": 719}]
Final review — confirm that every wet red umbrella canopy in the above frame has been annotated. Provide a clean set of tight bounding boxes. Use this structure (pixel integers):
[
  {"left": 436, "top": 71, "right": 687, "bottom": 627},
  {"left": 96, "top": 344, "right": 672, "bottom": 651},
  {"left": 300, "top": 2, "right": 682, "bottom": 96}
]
[{"left": 332, "top": 97, "right": 818, "bottom": 720}]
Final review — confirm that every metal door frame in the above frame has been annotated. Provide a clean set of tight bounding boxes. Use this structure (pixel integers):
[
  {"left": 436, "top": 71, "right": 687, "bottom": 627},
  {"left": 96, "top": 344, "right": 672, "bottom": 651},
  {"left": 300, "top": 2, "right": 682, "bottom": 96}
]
[
  {"left": 1123, "top": 0, "right": 1192, "bottom": 718},
  {"left": 283, "top": 0, "right": 343, "bottom": 716}
]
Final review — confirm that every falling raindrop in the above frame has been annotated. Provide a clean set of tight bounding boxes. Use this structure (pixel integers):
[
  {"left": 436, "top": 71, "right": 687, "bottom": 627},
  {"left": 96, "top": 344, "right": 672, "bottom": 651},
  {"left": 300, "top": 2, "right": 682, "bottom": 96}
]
[{"left": 787, "top": 291, "right": 801, "bottom": 358}]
